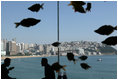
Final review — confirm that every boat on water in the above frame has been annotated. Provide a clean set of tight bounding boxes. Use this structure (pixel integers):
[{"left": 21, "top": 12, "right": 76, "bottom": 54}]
[{"left": 97, "top": 58, "right": 102, "bottom": 61}]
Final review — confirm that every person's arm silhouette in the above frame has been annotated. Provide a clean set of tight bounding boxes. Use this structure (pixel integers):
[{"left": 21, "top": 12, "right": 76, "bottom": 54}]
[{"left": 8, "top": 67, "right": 15, "bottom": 71}]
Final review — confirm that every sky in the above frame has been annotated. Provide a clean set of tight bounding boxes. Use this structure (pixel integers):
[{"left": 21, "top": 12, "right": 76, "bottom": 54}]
[{"left": 1, "top": 1, "right": 117, "bottom": 44}]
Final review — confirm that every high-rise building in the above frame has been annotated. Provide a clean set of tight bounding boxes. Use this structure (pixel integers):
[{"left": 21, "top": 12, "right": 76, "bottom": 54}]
[
  {"left": 16, "top": 43, "right": 21, "bottom": 53},
  {"left": 43, "top": 45, "right": 47, "bottom": 54},
  {"left": 43, "top": 45, "right": 53, "bottom": 54},
  {"left": 21, "top": 42, "right": 25, "bottom": 51},
  {"left": 29, "top": 43, "right": 34, "bottom": 48},
  {"left": 3, "top": 39, "right": 7, "bottom": 51},
  {"left": 24, "top": 43, "right": 29, "bottom": 50},
  {"left": 1, "top": 39, "right": 6, "bottom": 56},
  {"left": 16, "top": 43, "right": 22, "bottom": 52},
  {"left": 50, "top": 47, "right": 55, "bottom": 55},
  {"left": 6, "top": 41, "right": 17, "bottom": 55},
  {"left": 34, "top": 43, "right": 39, "bottom": 50},
  {"left": 46, "top": 45, "right": 51, "bottom": 54},
  {"left": 39, "top": 45, "right": 44, "bottom": 52},
  {"left": 1, "top": 39, "right": 4, "bottom": 51}
]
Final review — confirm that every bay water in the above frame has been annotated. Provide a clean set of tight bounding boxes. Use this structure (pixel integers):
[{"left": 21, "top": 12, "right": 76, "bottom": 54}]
[{"left": 4, "top": 55, "right": 117, "bottom": 79}]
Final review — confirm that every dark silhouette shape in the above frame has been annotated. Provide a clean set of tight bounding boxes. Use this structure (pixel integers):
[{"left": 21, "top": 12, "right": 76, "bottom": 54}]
[
  {"left": 57, "top": 72, "right": 62, "bottom": 79},
  {"left": 28, "top": 3, "right": 44, "bottom": 12},
  {"left": 79, "top": 55, "right": 88, "bottom": 61},
  {"left": 15, "top": 18, "right": 41, "bottom": 28},
  {"left": 86, "top": 3, "right": 91, "bottom": 12},
  {"left": 80, "top": 63, "right": 91, "bottom": 70},
  {"left": 102, "top": 36, "right": 117, "bottom": 45},
  {"left": 1, "top": 58, "right": 16, "bottom": 79},
  {"left": 68, "top": 1, "right": 86, "bottom": 13},
  {"left": 74, "top": 5, "right": 86, "bottom": 13},
  {"left": 68, "top": 1, "right": 86, "bottom": 6},
  {"left": 52, "top": 62, "right": 66, "bottom": 73},
  {"left": 62, "top": 72, "right": 67, "bottom": 79},
  {"left": 52, "top": 42, "right": 61, "bottom": 47},
  {"left": 114, "top": 26, "right": 117, "bottom": 30},
  {"left": 95, "top": 25, "right": 116, "bottom": 35},
  {"left": 41, "top": 58, "right": 55, "bottom": 79},
  {"left": 57, "top": 72, "right": 67, "bottom": 79},
  {"left": 67, "top": 53, "right": 76, "bottom": 64}
]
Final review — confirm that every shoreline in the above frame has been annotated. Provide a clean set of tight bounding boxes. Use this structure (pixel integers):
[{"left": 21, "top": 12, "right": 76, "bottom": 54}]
[
  {"left": 1, "top": 54, "right": 115, "bottom": 60},
  {"left": 1, "top": 55, "right": 54, "bottom": 60}
]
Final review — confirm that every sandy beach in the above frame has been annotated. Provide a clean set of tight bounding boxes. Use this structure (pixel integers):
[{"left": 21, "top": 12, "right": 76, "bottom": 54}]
[
  {"left": 1, "top": 54, "right": 107, "bottom": 60},
  {"left": 1, "top": 55, "right": 51, "bottom": 60}
]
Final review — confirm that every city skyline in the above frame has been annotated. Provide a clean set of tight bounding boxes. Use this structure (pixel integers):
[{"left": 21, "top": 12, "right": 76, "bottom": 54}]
[
  {"left": 2, "top": 37, "right": 116, "bottom": 56},
  {"left": 1, "top": 1, "right": 117, "bottom": 44}
]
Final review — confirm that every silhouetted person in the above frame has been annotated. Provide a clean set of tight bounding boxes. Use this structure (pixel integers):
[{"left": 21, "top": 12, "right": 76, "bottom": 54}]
[
  {"left": 1, "top": 58, "right": 16, "bottom": 79},
  {"left": 41, "top": 58, "right": 55, "bottom": 79}
]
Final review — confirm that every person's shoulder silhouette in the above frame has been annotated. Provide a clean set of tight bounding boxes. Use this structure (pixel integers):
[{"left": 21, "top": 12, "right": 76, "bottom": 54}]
[
  {"left": 1, "top": 58, "right": 15, "bottom": 79},
  {"left": 41, "top": 58, "right": 55, "bottom": 79}
]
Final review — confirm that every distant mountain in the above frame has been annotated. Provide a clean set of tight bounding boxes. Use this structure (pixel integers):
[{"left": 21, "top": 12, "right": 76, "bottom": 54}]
[
  {"left": 97, "top": 45, "right": 117, "bottom": 55},
  {"left": 59, "top": 41, "right": 117, "bottom": 55}
]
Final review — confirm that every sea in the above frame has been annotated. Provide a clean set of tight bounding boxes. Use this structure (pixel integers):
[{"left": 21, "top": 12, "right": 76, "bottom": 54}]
[{"left": 1, "top": 55, "right": 117, "bottom": 79}]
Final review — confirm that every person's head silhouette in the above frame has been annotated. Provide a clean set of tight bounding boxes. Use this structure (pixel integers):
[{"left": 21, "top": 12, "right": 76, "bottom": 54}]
[
  {"left": 4, "top": 58, "right": 11, "bottom": 67},
  {"left": 41, "top": 58, "right": 48, "bottom": 66}
]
